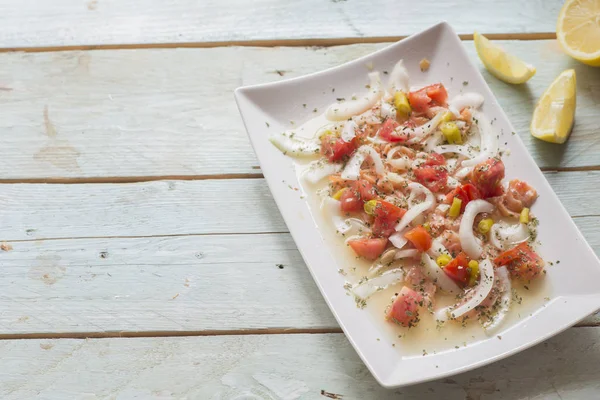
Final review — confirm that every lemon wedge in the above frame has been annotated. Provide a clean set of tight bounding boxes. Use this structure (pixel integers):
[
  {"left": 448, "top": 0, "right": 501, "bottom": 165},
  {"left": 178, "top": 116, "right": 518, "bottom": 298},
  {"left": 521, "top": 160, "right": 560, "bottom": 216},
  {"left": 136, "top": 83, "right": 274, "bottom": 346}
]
[
  {"left": 473, "top": 31, "right": 536, "bottom": 84},
  {"left": 557, "top": 0, "right": 600, "bottom": 67},
  {"left": 530, "top": 69, "right": 576, "bottom": 144}
]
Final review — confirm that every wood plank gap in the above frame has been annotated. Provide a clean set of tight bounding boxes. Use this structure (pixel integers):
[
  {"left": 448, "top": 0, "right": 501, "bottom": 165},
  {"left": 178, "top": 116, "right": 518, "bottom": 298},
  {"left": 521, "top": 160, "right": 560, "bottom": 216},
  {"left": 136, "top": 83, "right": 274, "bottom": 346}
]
[
  {"left": 4, "top": 231, "right": 291, "bottom": 243},
  {"left": 0, "top": 174, "right": 265, "bottom": 184},
  {"left": 0, "top": 327, "right": 344, "bottom": 341},
  {"left": 0, "top": 166, "right": 598, "bottom": 184},
  {"left": 0, "top": 32, "right": 556, "bottom": 54}
]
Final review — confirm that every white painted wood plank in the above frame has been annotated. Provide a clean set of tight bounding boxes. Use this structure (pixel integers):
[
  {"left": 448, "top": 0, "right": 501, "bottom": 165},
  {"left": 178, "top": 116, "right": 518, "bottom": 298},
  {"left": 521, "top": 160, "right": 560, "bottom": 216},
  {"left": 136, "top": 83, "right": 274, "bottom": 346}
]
[
  {"left": 1, "top": 329, "right": 599, "bottom": 399},
  {"left": 0, "top": 172, "right": 596, "bottom": 241},
  {"left": 0, "top": 41, "right": 597, "bottom": 180},
  {"left": 0, "top": 227, "right": 598, "bottom": 335},
  {"left": 0, "top": 0, "right": 561, "bottom": 49},
  {"left": 0, "top": 234, "right": 336, "bottom": 333}
]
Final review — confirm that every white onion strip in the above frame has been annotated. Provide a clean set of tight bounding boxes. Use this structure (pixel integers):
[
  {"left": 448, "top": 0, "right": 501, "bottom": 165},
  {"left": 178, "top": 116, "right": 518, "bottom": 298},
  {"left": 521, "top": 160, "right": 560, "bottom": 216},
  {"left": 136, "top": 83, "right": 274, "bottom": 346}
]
[
  {"left": 434, "top": 144, "right": 478, "bottom": 159},
  {"left": 326, "top": 72, "right": 383, "bottom": 121},
  {"left": 490, "top": 222, "right": 530, "bottom": 250},
  {"left": 341, "top": 145, "right": 385, "bottom": 180},
  {"left": 386, "top": 147, "right": 412, "bottom": 171},
  {"left": 302, "top": 159, "right": 342, "bottom": 184},
  {"left": 459, "top": 200, "right": 494, "bottom": 259},
  {"left": 461, "top": 110, "right": 498, "bottom": 167},
  {"left": 322, "top": 197, "right": 354, "bottom": 234},
  {"left": 404, "top": 111, "right": 449, "bottom": 144},
  {"left": 395, "top": 182, "right": 436, "bottom": 232},
  {"left": 436, "top": 259, "right": 495, "bottom": 321},
  {"left": 427, "top": 236, "right": 450, "bottom": 259},
  {"left": 341, "top": 120, "right": 358, "bottom": 142},
  {"left": 394, "top": 249, "right": 420, "bottom": 259},
  {"left": 421, "top": 253, "right": 461, "bottom": 294},
  {"left": 484, "top": 266, "right": 512, "bottom": 334},
  {"left": 269, "top": 133, "right": 320, "bottom": 156},
  {"left": 351, "top": 268, "right": 405, "bottom": 300},
  {"left": 389, "top": 231, "right": 408, "bottom": 249},
  {"left": 388, "top": 60, "right": 409, "bottom": 93},
  {"left": 449, "top": 92, "right": 484, "bottom": 116},
  {"left": 380, "top": 102, "right": 396, "bottom": 120}
]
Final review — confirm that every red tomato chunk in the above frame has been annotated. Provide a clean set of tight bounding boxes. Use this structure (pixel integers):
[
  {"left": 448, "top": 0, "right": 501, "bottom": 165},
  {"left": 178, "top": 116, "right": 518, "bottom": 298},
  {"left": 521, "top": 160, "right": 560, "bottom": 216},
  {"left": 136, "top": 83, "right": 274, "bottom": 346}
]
[{"left": 386, "top": 286, "right": 423, "bottom": 327}]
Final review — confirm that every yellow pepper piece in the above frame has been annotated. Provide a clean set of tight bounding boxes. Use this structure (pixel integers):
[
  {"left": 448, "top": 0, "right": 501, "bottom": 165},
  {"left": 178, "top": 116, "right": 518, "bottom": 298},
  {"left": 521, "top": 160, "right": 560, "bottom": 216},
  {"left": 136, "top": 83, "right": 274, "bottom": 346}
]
[
  {"left": 468, "top": 260, "right": 480, "bottom": 286},
  {"left": 440, "top": 122, "right": 463, "bottom": 144},
  {"left": 478, "top": 218, "right": 494, "bottom": 234},
  {"left": 436, "top": 254, "right": 451, "bottom": 267},
  {"left": 393, "top": 92, "right": 411, "bottom": 118},
  {"left": 520, "top": 207, "right": 530, "bottom": 224},
  {"left": 423, "top": 222, "right": 431, "bottom": 232},
  {"left": 364, "top": 200, "right": 378, "bottom": 215},
  {"left": 440, "top": 111, "right": 454, "bottom": 122},
  {"left": 333, "top": 188, "right": 347, "bottom": 200},
  {"left": 448, "top": 197, "right": 462, "bottom": 218}
]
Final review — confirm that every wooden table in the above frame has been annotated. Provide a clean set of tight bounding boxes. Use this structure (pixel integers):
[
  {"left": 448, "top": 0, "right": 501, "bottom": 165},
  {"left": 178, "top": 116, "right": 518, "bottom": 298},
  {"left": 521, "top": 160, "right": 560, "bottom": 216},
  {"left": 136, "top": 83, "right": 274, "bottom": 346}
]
[{"left": 0, "top": 1, "right": 598, "bottom": 398}]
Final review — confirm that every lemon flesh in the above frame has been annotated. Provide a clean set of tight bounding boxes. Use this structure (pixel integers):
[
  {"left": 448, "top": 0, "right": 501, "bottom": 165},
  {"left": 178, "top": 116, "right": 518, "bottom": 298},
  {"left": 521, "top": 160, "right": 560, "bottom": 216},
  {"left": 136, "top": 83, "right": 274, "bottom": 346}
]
[
  {"left": 531, "top": 69, "right": 577, "bottom": 144},
  {"left": 473, "top": 31, "right": 536, "bottom": 84},
  {"left": 557, "top": 0, "right": 600, "bottom": 67}
]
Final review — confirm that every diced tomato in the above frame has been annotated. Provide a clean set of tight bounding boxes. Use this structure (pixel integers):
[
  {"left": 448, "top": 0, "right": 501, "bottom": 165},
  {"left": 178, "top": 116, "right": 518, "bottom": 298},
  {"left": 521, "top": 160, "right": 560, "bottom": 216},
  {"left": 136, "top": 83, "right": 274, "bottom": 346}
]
[
  {"left": 372, "top": 201, "right": 407, "bottom": 238},
  {"left": 378, "top": 119, "right": 405, "bottom": 142},
  {"left": 470, "top": 158, "right": 505, "bottom": 198},
  {"left": 339, "top": 180, "right": 377, "bottom": 213},
  {"left": 339, "top": 189, "right": 363, "bottom": 213},
  {"left": 387, "top": 286, "right": 423, "bottom": 327},
  {"left": 444, "top": 183, "right": 481, "bottom": 213},
  {"left": 321, "top": 135, "right": 357, "bottom": 162},
  {"left": 408, "top": 89, "right": 432, "bottom": 113},
  {"left": 425, "top": 84, "right": 448, "bottom": 105},
  {"left": 353, "top": 180, "right": 377, "bottom": 202},
  {"left": 348, "top": 238, "right": 388, "bottom": 260},
  {"left": 413, "top": 166, "right": 448, "bottom": 192},
  {"left": 494, "top": 242, "right": 545, "bottom": 281},
  {"left": 404, "top": 225, "right": 432, "bottom": 251},
  {"left": 408, "top": 84, "right": 448, "bottom": 113},
  {"left": 443, "top": 252, "right": 471, "bottom": 287},
  {"left": 424, "top": 152, "right": 446, "bottom": 166}
]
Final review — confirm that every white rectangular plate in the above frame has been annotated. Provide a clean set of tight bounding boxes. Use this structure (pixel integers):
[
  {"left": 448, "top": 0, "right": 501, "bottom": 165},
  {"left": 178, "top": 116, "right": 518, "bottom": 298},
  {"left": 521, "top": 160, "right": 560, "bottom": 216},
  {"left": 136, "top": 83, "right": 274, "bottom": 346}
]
[{"left": 234, "top": 22, "right": 600, "bottom": 388}]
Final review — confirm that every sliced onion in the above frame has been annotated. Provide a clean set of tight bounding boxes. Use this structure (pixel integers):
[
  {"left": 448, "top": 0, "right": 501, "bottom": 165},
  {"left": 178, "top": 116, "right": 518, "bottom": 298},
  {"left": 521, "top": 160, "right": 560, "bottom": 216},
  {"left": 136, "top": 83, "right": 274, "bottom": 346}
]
[
  {"left": 421, "top": 253, "right": 461, "bottom": 294},
  {"left": 436, "top": 259, "right": 495, "bottom": 321},
  {"left": 405, "top": 111, "right": 449, "bottom": 144},
  {"left": 490, "top": 222, "right": 530, "bottom": 250},
  {"left": 389, "top": 231, "right": 408, "bottom": 249},
  {"left": 339, "top": 219, "right": 371, "bottom": 239},
  {"left": 394, "top": 249, "right": 420, "bottom": 259},
  {"left": 341, "top": 120, "right": 358, "bottom": 142},
  {"left": 380, "top": 102, "right": 396, "bottom": 120},
  {"left": 326, "top": 72, "right": 383, "bottom": 121},
  {"left": 302, "top": 159, "right": 342, "bottom": 184},
  {"left": 427, "top": 236, "right": 450, "bottom": 259},
  {"left": 269, "top": 133, "right": 320, "bottom": 156},
  {"left": 386, "top": 147, "right": 412, "bottom": 171},
  {"left": 424, "top": 130, "right": 445, "bottom": 152},
  {"left": 484, "top": 266, "right": 512, "bottom": 334},
  {"left": 454, "top": 166, "right": 472, "bottom": 179},
  {"left": 395, "top": 182, "right": 436, "bottom": 232},
  {"left": 459, "top": 199, "right": 494, "bottom": 259},
  {"left": 449, "top": 93, "right": 484, "bottom": 117},
  {"left": 434, "top": 144, "right": 478, "bottom": 159},
  {"left": 385, "top": 172, "right": 407, "bottom": 186},
  {"left": 351, "top": 268, "right": 405, "bottom": 300},
  {"left": 446, "top": 176, "right": 460, "bottom": 189},
  {"left": 322, "top": 197, "right": 353, "bottom": 234},
  {"left": 341, "top": 145, "right": 385, "bottom": 180},
  {"left": 388, "top": 60, "right": 410, "bottom": 93},
  {"left": 461, "top": 111, "right": 498, "bottom": 167}
]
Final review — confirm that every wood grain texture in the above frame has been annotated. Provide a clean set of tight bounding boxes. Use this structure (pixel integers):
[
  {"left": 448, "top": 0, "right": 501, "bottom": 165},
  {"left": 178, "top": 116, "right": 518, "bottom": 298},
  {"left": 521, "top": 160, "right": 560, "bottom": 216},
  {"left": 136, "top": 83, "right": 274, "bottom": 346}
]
[
  {"left": 0, "top": 40, "right": 598, "bottom": 180},
  {"left": 1, "top": 329, "right": 600, "bottom": 399},
  {"left": 0, "top": 234, "right": 336, "bottom": 334},
  {"left": 0, "top": 172, "right": 597, "bottom": 241},
  {"left": 0, "top": 0, "right": 561, "bottom": 49}
]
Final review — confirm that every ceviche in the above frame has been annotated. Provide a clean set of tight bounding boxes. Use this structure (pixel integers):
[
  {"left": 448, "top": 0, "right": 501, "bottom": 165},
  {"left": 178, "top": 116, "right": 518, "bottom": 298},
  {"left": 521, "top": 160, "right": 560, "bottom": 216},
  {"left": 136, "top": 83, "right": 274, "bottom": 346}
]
[{"left": 270, "top": 60, "right": 545, "bottom": 335}]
